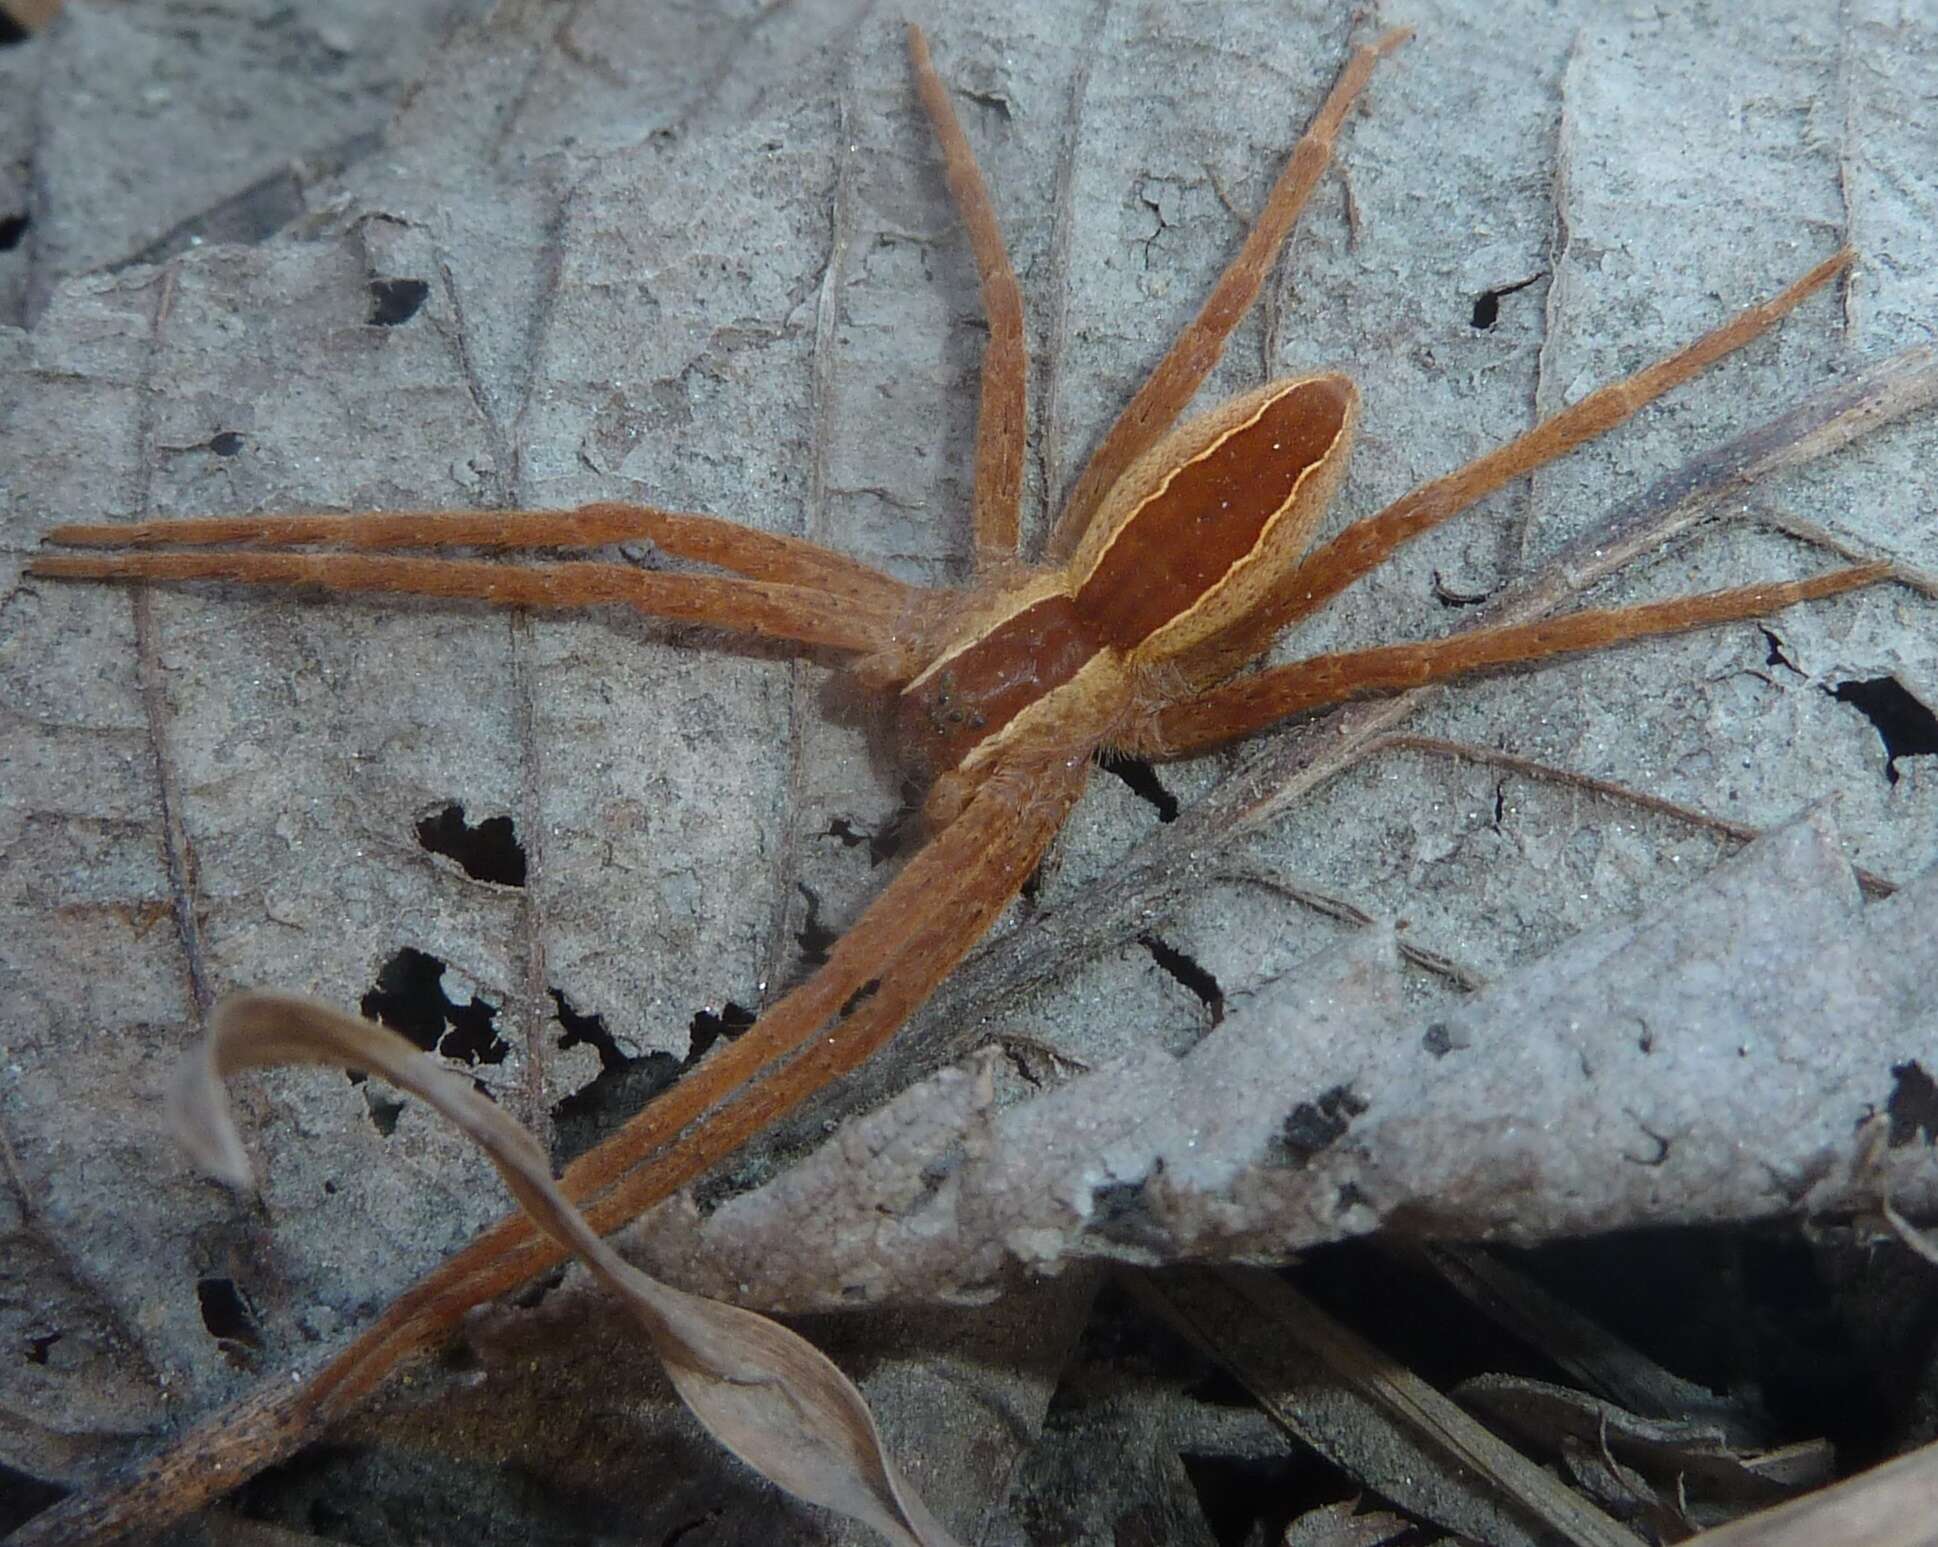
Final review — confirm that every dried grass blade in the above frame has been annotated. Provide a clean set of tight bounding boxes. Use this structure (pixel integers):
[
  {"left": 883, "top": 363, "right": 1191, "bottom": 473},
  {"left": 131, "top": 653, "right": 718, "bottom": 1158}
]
[{"left": 173, "top": 992, "right": 962, "bottom": 1547}]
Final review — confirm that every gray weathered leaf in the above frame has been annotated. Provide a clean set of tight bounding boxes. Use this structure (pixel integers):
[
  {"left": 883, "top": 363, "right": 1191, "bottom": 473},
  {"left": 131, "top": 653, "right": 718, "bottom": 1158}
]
[{"left": 631, "top": 813, "right": 1938, "bottom": 1306}]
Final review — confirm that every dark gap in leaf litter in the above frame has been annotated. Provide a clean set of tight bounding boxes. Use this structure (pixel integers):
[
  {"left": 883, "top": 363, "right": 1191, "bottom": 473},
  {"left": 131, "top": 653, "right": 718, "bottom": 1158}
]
[
  {"left": 366, "top": 277, "right": 430, "bottom": 326},
  {"left": 0, "top": 212, "right": 26, "bottom": 251},
  {"left": 0, "top": 1463, "right": 67, "bottom": 1538},
  {"left": 1294, "top": 1240, "right": 1557, "bottom": 1392},
  {"left": 1099, "top": 749, "right": 1179, "bottom": 821},
  {"left": 415, "top": 802, "right": 528, "bottom": 886},
  {"left": 235, "top": 1443, "right": 636, "bottom": 1543},
  {"left": 1138, "top": 933, "right": 1223, "bottom": 1024},
  {"left": 1509, "top": 1225, "right": 1895, "bottom": 1456},
  {"left": 1025, "top": 1281, "right": 1369, "bottom": 1540},
  {"left": 0, "top": 14, "right": 29, "bottom": 47},
  {"left": 1179, "top": 1453, "right": 1309, "bottom": 1547},
  {"left": 24, "top": 1331, "right": 59, "bottom": 1365},
  {"left": 207, "top": 430, "right": 244, "bottom": 457},
  {"left": 549, "top": 988, "right": 752, "bottom": 1166},
  {"left": 1828, "top": 675, "right": 1938, "bottom": 785},
  {"left": 661, "top": 1513, "right": 725, "bottom": 1547}
]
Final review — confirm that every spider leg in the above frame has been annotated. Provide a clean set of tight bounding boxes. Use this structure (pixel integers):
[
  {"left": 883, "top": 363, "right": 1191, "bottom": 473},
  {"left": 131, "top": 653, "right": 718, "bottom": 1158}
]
[
  {"left": 1046, "top": 26, "right": 1411, "bottom": 563},
  {"left": 1145, "top": 563, "right": 1890, "bottom": 755},
  {"left": 278, "top": 748, "right": 1090, "bottom": 1414},
  {"left": 1176, "top": 249, "right": 1854, "bottom": 689},
  {"left": 41, "top": 501, "right": 913, "bottom": 610},
  {"left": 909, "top": 25, "right": 1028, "bottom": 568},
  {"left": 28, "top": 549, "right": 901, "bottom": 654}
]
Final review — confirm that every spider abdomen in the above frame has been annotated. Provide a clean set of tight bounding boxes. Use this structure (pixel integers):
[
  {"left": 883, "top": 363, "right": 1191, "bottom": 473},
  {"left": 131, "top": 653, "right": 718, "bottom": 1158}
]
[{"left": 1067, "top": 372, "right": 1358, "bottom": 662}]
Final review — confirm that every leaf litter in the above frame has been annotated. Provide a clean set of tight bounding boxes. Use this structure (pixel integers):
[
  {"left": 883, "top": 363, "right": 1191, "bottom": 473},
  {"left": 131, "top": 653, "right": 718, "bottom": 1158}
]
[{"left": 171, "top": 993, "right": 960, "bottom": 1547}]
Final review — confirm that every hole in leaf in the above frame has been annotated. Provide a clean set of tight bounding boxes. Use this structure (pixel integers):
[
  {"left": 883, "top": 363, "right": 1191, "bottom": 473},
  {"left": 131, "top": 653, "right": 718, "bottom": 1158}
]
[
  {"left": 1469, "top": 272, "right": 1541, "bottom": 330},
  {"left": 414, "top": 803, "right": 527, "bottom": 886},
  {"left": 0, "top": 212, "right": 26, "bottom": 251},
  {"left": 1098, "top": 749, "right": 1178, "bottom": 822},
  {"left": 1887, "top": 1061, "right": 1938, "bottom": 1148},
  {"left": 358, "top": 947, "right": 508, "bottom": 1069},
  {"left": 207, "top": 430, "right": 244, "bottom": 457},
  {"left": 549, "top": 989, "right": 753, "bottom": 1165},
  {"left": 366, "top": 277, "right": 429, "bottom": 326},
  {"left": 1138, "top": 933, "right": 1223, "bottom": 1024},
  {"left": 690, "top": 1000, "right": 756, "bottom": 1056},
  {"left": 195, "top": 1276, "right": 262, "bottom": 1350},
  {"left": 1759, "top": 625, "right": 1803, "bottom": 674},
  {"left": 1272, "top": 1084, "right": 1369, "bottom": 1165},
  {"left": 1829, "top": 676, "right": 1938, "bottom": 785},
  {"left": 826, "top": 813, "right": 906, "bottom": 867},
  {"left": 363, "top": 1088, "right": 405, "bottom": 1136},
  {"left": 24, "top": 1331, "right": 59, "bottom": 1365},
  {"left": 795, "top": 882, "right": 838, "bottom": 971}
]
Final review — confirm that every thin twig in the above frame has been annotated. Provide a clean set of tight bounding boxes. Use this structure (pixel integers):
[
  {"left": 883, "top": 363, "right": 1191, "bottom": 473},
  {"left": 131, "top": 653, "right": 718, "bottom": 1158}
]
[
  {"left": 1368, "top": 733, "right": 1900, "bottom": 899},
  {"left": 1131, "top": 1268, "right": 1648, "bottom": 1547},
  {"left": 1213, "top": 857, "right": 1492, "bottom": 990},
  {"left": 1750, "top": 501, "right": 1938, "bottom": 601}
]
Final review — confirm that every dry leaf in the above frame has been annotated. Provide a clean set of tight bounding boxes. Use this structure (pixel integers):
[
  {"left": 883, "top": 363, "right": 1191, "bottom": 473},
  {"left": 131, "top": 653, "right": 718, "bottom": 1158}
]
[
  {"left": 631, "top": 813, "right": 1938, "bottom": 1307},
  {"left": 3, "top": 1, "right": 1934, "bottom": 1538},
  {"left": 175, "top": 993, "right": 960, "bottom": 1547}
]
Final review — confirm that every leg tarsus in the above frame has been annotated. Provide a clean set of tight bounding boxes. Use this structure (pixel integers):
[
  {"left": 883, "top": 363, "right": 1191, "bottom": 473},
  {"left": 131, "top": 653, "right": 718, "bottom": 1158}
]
[
  {"left": 908, "top": 24, "right": 1028, "bottom": 568},
  {"left": 1047, "top": 26, "right": 1410, "bottom": 562}
]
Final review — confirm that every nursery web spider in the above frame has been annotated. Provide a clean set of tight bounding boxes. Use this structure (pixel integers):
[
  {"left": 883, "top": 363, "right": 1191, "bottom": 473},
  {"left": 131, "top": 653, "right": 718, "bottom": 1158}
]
[{"left": 25, "top": 19, "right": 1890, "bottom": 1528}]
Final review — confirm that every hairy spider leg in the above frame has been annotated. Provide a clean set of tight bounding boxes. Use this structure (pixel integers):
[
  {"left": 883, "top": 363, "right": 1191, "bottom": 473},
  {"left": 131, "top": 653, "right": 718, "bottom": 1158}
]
[
  {"left": 29, "top": 549, "right": 899, "bottom": 654},
  {"left": 910, "top": 24, "right": 1029, "bottom": 567},
  {"left": 1174, "top": 248, "right": 1856, "bottom": 690},
  {"left": 41, "top": 502, "right": 914, "bottom": 609},
  {"left": 298, "top": 750, "right": 1088, "bottom": 1415},
  {"left": 1148, "top": 563, "right": 1891, "bottom": 754},
  {"left": 1046, "top": 25, "right": 1412, "bottom": 562}
]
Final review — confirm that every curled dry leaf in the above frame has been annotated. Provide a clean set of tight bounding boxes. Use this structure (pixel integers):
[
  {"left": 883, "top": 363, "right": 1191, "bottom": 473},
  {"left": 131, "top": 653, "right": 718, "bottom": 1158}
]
[{"left": 170, "top": 993, "right": 961, "bottom": 1547}]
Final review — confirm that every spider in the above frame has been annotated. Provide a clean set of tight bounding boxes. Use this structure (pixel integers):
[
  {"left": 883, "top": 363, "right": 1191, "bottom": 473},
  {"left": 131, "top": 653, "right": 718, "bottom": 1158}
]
[{"left": 23, "top": 19, "right": 1889, "bottom": 1532}]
